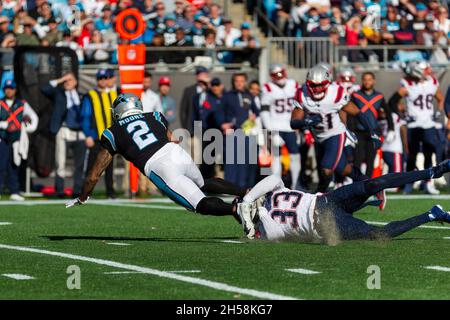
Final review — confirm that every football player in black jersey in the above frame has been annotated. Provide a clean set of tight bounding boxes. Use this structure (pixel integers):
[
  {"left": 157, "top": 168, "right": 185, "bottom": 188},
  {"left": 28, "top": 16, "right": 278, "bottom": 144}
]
[{"left": 66, "top": 93, "right": 248, "bottom": 221}]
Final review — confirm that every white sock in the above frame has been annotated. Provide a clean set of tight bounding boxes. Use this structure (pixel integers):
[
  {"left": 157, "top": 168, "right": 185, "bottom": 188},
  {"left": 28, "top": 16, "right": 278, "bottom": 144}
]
[{"left": 289, "top": 153, "right": 300, "bottom": 189}]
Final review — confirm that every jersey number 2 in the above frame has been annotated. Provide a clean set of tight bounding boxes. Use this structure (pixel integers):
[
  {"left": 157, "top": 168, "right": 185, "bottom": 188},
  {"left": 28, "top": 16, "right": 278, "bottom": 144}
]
[{"left": 127, "top": 120, "right": 158, "bottom": 150}]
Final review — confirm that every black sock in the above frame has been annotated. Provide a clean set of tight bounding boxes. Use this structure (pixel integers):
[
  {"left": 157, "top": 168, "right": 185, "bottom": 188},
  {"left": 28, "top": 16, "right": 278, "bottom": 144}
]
[
  {"left": 196, "top": 197, "right": 235, "bottom": 216},
  {"left": 201, "top": 178, "right": 247, "bottom": 197}
]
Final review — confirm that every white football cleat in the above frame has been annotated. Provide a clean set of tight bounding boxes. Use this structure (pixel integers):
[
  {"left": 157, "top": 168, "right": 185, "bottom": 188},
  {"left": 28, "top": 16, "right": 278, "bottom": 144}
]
[
  {"left": 10, "top": 194, "right": 24, "bottom": 201},
  {"left": 425, "top": 182, "right": 440, "bottom": 195},
  {"left": 237, "top": 202, "right": 256, "bottom": 239}
]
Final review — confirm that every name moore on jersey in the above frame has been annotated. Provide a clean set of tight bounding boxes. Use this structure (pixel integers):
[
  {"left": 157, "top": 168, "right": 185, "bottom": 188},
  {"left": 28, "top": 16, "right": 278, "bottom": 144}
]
[
  {"left": 401, "top": 76, "right": 439, "bottom": 129},
  {"left": 293, "top": 83, "right": 348, "bottom": 143},
  {"left": 100, "top": 112, "right": 170, "bottom": 173},
  {"left": 261, "top": 79, "right": 299, "bottom": 132}
]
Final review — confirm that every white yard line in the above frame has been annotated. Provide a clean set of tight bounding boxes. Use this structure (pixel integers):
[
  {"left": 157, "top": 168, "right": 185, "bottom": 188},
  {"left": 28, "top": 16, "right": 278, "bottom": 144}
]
[
  {"left": 423, "top": 266, "right": 450, "bottom": 272},
  {"left": 443, "top": 237, "right": 450, "bottom": 239},
  {"left": 104, "top": 270, "right": 201, "bottom": 275},
  {"left": 285, "top": 268, "right": 321, "bottom": 275},
  {"left": 2, "top": 273, "right": 34, "bottom": 280},
  {"left": 106, "top": 242, "right": 131, "bottom": 246},
  {"left": 366, "top": 220, "right": 450, "bottom": 230},
  {"left": 0, "top": 222, "right": 12, "bottom": 226},
  {"left": 0, "top": 244, "right": 298, "bottom": 300},
  {"left": 220, "top": 240, "right": 243, "bottom": 244}
]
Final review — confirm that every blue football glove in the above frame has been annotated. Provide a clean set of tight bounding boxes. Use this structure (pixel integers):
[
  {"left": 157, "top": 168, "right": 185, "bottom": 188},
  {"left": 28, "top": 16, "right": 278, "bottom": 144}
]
[
  {"left": 304, "top": 115, "right": 322, "bottom": 128},
  {"left": 371, "top": 133, "right": 382, "bottom": 150}
]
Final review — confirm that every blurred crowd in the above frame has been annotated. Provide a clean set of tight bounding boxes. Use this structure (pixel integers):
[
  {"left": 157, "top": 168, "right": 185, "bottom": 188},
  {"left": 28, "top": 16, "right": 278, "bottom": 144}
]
[
  {"left": 255, "top": 0, "right": 450, "bottom": 62},
  {"left": 0, "top": 0, "right": 261, "bottom": 66}
]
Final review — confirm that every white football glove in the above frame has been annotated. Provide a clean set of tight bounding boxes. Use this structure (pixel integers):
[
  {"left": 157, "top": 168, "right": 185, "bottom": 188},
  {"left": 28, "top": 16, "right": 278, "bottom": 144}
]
[
  {"left": 237, "top": 201, "right": 257, "bottom": 239},
  {"left": 385, "top": 130, "right": 395, "bottom": 143},
  {"left": 65, "top": 197, "right": 89, "bottom": 208},
  {"left": 0, "top": 121, "right": 8, "bottom": 130}
]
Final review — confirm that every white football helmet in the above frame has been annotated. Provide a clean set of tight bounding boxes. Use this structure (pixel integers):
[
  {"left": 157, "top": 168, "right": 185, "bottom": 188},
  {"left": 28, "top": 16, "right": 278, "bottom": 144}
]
[
  {"left": 338, "top": 68, "right": 356, "bottom": 90},
  {"left": 306, "top": 65, "right": 333, "bottom": 100},
  {"left": 316, "top": 62, "right": 334, "bottom": 82},
  {"left": 405, "top": 61, "right": 428, "bottom": 81},
  {"left": 269, "top": 64, "right": 287, "bottom": 86}
]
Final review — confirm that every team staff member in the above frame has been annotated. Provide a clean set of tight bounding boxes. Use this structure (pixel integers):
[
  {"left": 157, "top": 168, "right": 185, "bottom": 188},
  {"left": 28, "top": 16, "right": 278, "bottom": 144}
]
[
  {"left": 141, "top": 72, "right": 162, "bottom": 113},
  {"left": 351, "top": 72, "right": 394, "bottom": 177},
  {"left": 0, "top": 80, "right": 34, "bottom": 201},
  {"left": 179, "top": 66, "right": 210, "bottom": 135},
  {"left": 193, "top": 77, "right": 224, "bottom": 179},
  {"left": 41, "top": 73, "right": 85, "bottom": 198},
  {"left": 80, "top": 68, "right": 117, "bottom": 198},
  {"left": 216, "top": 73, "right": 260, "bottom": 188}
]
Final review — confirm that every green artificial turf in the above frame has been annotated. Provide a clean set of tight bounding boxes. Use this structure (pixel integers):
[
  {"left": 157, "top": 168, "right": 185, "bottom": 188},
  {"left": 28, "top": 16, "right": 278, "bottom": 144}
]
[{"left": 0, "top": 198, "right": 450, "bottom": 299}]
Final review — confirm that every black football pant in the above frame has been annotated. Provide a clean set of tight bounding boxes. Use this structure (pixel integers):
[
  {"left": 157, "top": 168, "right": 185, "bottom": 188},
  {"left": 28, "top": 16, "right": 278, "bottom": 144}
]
[
  {"left": 354, "top": 131, "right": 377, "bottom": 178},
  {"left": 315, "top": 168, "right": 433, "bottom": 240}
]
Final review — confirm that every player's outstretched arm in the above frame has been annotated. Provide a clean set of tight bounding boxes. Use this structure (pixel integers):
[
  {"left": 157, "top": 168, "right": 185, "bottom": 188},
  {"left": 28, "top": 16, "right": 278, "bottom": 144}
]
[{"left": 66, "top": 148, "right": 113, "bottom": 208}]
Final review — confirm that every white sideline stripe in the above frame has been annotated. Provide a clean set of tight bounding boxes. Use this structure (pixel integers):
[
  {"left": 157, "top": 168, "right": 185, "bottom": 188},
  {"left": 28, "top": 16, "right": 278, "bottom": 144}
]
[
  {"left": 0, "top": 244, "right": 298, "bottom": 300},
  {"left": 0, "top": 199, "right": 177, "bottom": 205},
  {"left": 443, "top": 237, "right": 450, "bottom": 239},
  {"left": 424, "top": 266, "right": 450, "bottom": 272},
  {"left": 388, "top": 195, "right": 450, "bottom": 200},
  {"left": 0, "top": 222, "right": 12, "bottom": 225},
  {"left": 2, "top": 273, "right": 34, "bottom": 280},
  {"left": 285, "top": 268, "right": 321, "bottom": 275},
  {"left": 93, "top": 203, "right": 184, "bottom": 211},
  {"left": 106, "top": 242, "right": 131, "bottom": 246},
  {"left": 104, "top": 270, "right": 201, "bottom": 275},
  {"left": 166, "top": 270, "right": 202, "bottom": 273},
  {"left": 220, "top": 240, "right": 243, "bottom": 244},
  {"left": 366, "top": 220, "right": 450, "bottom": 230}
]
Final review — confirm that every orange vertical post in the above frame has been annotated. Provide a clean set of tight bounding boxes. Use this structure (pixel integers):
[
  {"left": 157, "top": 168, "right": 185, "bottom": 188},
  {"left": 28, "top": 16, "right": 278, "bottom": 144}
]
[{"left": 116, "top": 9, "right": 146, "bottom": 197}]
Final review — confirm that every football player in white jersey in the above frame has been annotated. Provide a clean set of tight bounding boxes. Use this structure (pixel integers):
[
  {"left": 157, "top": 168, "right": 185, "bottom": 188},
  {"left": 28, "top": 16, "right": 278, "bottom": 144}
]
[
  {"left": 337, "top": 68, "right": 361, "bottom": 96},
  {"left": 260, "top": 64, "right": 300, "bottom": 188},
  {"left": 237, "top": 161, "right": 450, "bottom": 241},
  {"left": 389, "top": 61, "right": 445, "bottom": 194},
  {"left": 291, "top": 65, "right": 382, "bottom": 193},
  {"left": 379, "top": 108, "right": 408, "bottom": 175}
]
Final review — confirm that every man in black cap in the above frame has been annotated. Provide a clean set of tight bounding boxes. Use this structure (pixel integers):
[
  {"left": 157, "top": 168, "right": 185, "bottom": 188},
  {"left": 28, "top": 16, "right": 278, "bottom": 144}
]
[
  {"left": 309, "top": 13, "right": 332, "bottom": 37},
  {"left": 179, "top": 66, "right": 211, "bottom": 135},
  {"left": 80, "top": 68, "right": 117, "bottom": 198},
  {"left": 44, "top": 17, "right": 62, "bottom": 45},
  {"left": 193, "top": 77, "right": 224, "bottom": 178}
]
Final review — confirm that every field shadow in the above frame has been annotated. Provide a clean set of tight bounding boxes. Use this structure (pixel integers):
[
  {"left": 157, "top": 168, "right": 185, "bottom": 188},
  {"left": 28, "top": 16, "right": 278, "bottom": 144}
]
[{"left": 40, "top": 235, "right": 243, "bottom": 244}]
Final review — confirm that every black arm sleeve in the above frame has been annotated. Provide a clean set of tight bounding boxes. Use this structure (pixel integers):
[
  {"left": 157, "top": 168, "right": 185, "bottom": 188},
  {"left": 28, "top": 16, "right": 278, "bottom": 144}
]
[
  {"left": 381, "top": 98, "right": 394, "bottom": 131},
  {"left": 388, "top": 92, "right": 402, "bottom": 115}
]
